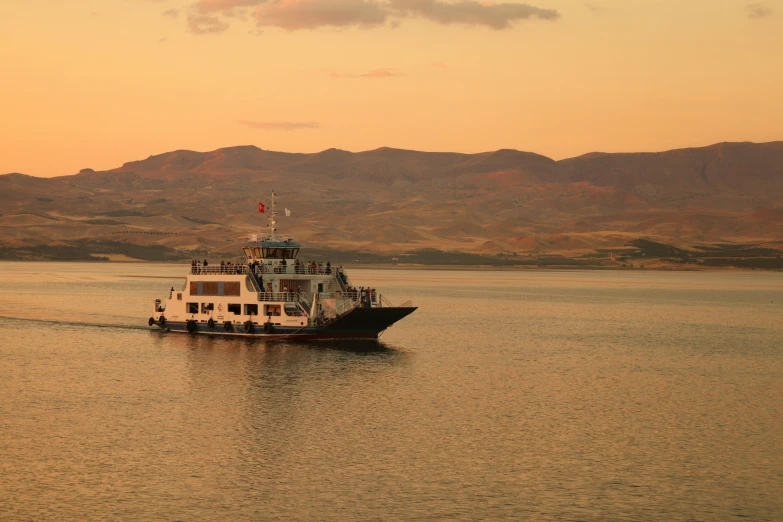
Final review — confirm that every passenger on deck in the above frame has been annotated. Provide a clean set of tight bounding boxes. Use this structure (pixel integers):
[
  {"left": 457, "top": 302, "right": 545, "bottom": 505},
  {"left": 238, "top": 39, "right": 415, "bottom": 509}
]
[{"left": 203, "top": 259, "right": 208, "bottom": 267}]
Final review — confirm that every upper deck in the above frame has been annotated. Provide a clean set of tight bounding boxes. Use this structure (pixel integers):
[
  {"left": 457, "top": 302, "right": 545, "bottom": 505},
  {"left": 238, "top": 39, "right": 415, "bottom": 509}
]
[{"left": 189, "top": 260, "right": 336, "bottom": 277}]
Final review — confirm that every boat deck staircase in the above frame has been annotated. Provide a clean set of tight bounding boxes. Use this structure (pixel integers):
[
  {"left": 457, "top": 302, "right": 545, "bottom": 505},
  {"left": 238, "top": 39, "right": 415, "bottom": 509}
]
[
  {"left": 248, "top": 271, "right": 263, "bottom": 292},
  {"left": 298, "top": 292, "right": 313, "bottom": 314}
]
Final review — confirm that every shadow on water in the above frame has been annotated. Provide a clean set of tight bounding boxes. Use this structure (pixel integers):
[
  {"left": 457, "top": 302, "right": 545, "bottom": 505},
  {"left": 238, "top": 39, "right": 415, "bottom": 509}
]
[{"left": 158, "top": 329, "right": 403, "bottom": 356}]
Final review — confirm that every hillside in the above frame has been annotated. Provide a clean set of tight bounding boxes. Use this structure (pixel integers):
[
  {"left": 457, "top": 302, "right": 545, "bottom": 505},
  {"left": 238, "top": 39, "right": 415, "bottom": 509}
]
[{"left": 1, "top": 141, "right": 782, "bottom": 261}]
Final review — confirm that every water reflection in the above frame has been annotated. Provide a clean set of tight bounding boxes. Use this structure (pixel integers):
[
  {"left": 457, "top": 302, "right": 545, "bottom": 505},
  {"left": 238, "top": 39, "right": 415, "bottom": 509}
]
[{"left": 163, "top": 333, "right": 409, "bottom": 424}]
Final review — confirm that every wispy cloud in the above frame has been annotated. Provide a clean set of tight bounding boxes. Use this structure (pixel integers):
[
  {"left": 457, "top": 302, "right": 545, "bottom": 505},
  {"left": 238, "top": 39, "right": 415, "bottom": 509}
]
[
  {"left": 238, "top": 120, "right": 321, "bottom": 131},
  {"left": 186, "top": 0, "right": 559, "bottom": 34},
  {"left": 254, "top": 0, "right": 388, "bottom": 30},
  {"left": 389, "top": 0, "right": 559, "bottom": 29},
  {"left": 195, "top": 0, "right": 265, "bottom": 12},
  {"left": 188, "top": 14, "right": 230, "bottom": 34},
  {"left": 585, "top": 3, "right": 602, "bottom": 13},
  {"left": 330, "top": 67, "right": 405, "bottom": 78},
  {"left": 162, "top": 8, "right": 179, "bottom": 18},
  {"left": 746, "top": 2, "right": 773, "bottom": 18}
]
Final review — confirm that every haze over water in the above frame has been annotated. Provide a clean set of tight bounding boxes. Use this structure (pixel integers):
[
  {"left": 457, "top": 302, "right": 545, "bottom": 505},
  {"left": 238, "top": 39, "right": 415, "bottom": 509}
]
[{"left": 1, "top": 263, "right": 781, "bottom": 520}]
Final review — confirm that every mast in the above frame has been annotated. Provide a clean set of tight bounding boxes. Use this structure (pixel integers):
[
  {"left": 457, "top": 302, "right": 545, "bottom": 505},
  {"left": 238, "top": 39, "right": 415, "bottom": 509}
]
[{"left": 265, "top": 191, "right": 278, "bottom": 240}]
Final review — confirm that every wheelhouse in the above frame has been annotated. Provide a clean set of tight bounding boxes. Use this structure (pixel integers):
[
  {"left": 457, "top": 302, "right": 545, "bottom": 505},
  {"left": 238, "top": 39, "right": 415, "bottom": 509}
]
[{"left": 242, "top": 239, "right": 301, "bottom": 264}]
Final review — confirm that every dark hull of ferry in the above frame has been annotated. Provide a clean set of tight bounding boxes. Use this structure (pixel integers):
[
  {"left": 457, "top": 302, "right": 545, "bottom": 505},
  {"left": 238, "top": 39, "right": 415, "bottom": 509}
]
[{"left": 155, "top": 306, "right": 417, "bottom": 340}]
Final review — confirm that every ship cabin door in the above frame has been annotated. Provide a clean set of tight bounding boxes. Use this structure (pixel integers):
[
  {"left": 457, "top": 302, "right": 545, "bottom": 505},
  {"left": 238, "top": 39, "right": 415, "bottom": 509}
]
[{"left": 318, "top": 283, "right": 324, "bottom": 294}]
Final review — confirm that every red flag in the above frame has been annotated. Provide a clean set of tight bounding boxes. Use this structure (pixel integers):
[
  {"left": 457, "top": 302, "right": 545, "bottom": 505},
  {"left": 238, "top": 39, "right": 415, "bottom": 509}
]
[{"left": 258, "top": 203, "right": 265, "bottom": 213}]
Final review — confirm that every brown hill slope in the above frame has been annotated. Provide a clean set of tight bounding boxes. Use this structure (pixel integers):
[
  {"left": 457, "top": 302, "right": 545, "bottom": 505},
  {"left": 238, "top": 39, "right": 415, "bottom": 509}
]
[{"left": 1, "top": 142, "right": 782, "bottom": 257}]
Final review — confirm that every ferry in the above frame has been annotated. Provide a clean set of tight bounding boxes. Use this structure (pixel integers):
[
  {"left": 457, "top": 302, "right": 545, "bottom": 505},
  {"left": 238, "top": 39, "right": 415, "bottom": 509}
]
[{"left": 147, "top": 192, "right": 416, "bottom": 339}]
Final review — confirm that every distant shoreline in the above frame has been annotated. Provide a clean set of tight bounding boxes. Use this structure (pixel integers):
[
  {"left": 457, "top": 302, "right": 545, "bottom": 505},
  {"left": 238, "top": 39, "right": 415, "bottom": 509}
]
[{"left": 0, "top": 259, "right": 778, "bottom": 272}]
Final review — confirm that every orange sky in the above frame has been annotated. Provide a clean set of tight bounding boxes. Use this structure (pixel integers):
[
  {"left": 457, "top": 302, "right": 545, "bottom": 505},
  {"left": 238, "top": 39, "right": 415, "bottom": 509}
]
[{"left": 1, "top": 0, "right": 781, "bottom": 177}]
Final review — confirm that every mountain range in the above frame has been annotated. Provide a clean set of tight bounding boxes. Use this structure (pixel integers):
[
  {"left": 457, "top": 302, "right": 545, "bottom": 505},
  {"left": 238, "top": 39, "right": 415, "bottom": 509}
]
[{"left": 1, "top": 141, "right": 782, "bottom": 261}]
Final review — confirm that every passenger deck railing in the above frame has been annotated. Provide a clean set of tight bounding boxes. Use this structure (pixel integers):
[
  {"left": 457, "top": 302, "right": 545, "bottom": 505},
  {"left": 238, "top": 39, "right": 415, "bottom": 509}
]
[
  {"left": 255, "top": 263, "right": 335, "bottom": 276},
  {"left": 190, "top": 265, "right": 249, "bottom": 275},
  {"left": 190, "top": 261, "right": 345, "bottom": 277},
  {"left": 257, "top": 291, "right": 299, "bottom": 302},
  {"left": 318, "top": 298, "right": 359, "bottom": 321}
]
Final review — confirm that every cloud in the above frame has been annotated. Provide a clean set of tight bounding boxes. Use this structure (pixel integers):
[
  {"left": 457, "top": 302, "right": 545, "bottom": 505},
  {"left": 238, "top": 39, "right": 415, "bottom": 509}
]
[
  {"left": 330, "top": 67, "right": 405, "bottom": 78},
  {"left": 584, "top": 3, "right": 602, "bottom": 13},
  {"left": 238, "top": 120, "right": 321, "bottom": 131},
  {"left": 746, "top": 3, "right": 773, "bottom": 18},
  {"left": 194, "top": 0, "right": 265, "bottom": 12},
  {"left": 162, "top": 8, "right": 179, "bottom": 18},
  {"left": 254, "top": 0, "right": 388, "bottom": 30},
  {"left": 188, "top": 14, "right": 231, "bottom": 34},
  {"left": 389, "top": 0, "right": 559, "bottom": 29},
  {"left": 187, "top": 0, "right": 559, "bottom": 34}
]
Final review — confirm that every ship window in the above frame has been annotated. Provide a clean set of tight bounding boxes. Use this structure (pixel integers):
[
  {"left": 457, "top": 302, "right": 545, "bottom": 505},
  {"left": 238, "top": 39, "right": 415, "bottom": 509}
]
[
  {"left": 244, "top": 304, "right": 258, "bottom": 316},
  {"left": 224, "top": 282, "right": 241, "bottom": 296},
  {"left": 201, "top": 303, "right": 213, "bottom": 313},
  {"left": 243, "top": 247, "right": 252, "bottom": 259},
  {"left": 253, "top": 247, "right": 263, "bottom": 258},
  {"left": 202, "top": 282, "right": 218, "bottom": 296},
  {"left": 190, "top": 282, "right": 198, "bottom": 295},
  {"left": 228, "top": 304, "right": 241, "bottom": 315},
  {"left": 177, "top": 293, "right": 182, "bottom": 301},
  {"left": 265, "top": 304, "right": 281, "bottom": 316},
  {"left": 187, "top": 302, "right": 198, "bottom": 314}
]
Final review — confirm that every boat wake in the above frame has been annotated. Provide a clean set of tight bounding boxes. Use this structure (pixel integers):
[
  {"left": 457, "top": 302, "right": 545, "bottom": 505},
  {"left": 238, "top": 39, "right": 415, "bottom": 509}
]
[{"left": 0, "top": 315, "right": 152, "bottom": 332}]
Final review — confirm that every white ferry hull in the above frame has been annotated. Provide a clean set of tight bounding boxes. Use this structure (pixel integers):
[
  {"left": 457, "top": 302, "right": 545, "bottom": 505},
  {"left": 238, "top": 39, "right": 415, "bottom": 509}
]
[{"left": 153, "top": 306, "right": 417, "bottom": 340}]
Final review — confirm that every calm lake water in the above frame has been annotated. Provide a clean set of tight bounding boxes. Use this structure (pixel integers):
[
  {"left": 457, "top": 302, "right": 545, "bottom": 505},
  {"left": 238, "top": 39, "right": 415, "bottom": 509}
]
[{"left": 1, "top": 262, "right": 781, "bottom": 521}]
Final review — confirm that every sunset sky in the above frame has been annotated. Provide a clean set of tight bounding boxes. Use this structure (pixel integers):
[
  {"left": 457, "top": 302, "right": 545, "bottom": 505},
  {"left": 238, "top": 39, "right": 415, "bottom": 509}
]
[{"left": 1, "top": 0, "right": 781, "bottom": 177}]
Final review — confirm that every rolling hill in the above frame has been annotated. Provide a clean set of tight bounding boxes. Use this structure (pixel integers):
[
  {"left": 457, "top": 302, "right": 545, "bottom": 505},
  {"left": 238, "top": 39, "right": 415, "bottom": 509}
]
[{"left": 1, "top": 141, "right": 782, "bottom": 261}]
